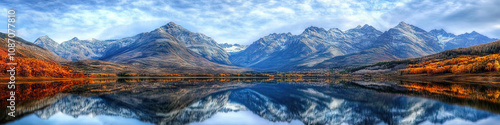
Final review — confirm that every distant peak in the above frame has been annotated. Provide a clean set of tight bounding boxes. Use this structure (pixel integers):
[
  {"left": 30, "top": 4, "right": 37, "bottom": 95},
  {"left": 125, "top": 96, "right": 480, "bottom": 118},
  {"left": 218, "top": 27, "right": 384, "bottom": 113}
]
[
  {"left": 430, "top": 29, "right": 446, "bottom": 33},
  {"left": 398, "top": 21, "right": 408, "bottom": 25},
  {"left": 34, "top": 35, "right": 57, "bottom": 45},
  {"left": 328, "top": 28, "right": 342, "bottom": 32},
  {"left": 306, "top": 26, "right": 320, "bottom": 29},
  {"left": 70, "top": 37, "right": 79, "bottom": 41},
  {"left": 393, "top": 21, "right": 430, "bottom": 33},
  {"left": 359, "top": 24, "right": 371, "bottom": 28},
  {"left": 167, "top": 22, "right": 177, "bottom": 26},
  {"left": 394, "top": 21, "right": 415, "bottom": 29},
  {"left": 360, "top": 24, "right": 375, "bottom": 30},
  {"left": 163, "top": 22, "right": 181, "bottom": 28},
  {"left": 39, "top": 35, "right": 50, "bottom": 39},
  {"left": 458, "top": 31, "right": 488, "bottom": 38},
  {"left": 347, "top": 24, "right": 379, "bottom": 33},
  {"left": 88, "top": 38, "right": 98, "bottom": 41},
  {"left": 304, "top": 26, "right": 326, "bottom": 33},
  {"left": 160, "top": 21, "right": 188, "bottom": 31},
  {"left": 430, "top": 29, "right": 455, "bottom": 37},
  {"left": 269, "top": 32, "right": 292, "bottom": 37}
]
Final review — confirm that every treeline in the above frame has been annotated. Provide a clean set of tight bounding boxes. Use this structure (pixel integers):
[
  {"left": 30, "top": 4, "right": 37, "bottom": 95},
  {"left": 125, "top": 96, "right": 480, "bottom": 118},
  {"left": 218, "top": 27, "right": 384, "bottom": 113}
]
[
  {"left": 340, "top": 60, "right": 418, "bottom": 74},
  {"left": 402, "top": 82, "right": 500, "bottom": 103},
  {"left": 0, "top": 55, "right": 87, "bottom": 77},
  {"left": 402, "top": 54, "right": 500, "bottom": 74},
  {"left": 91, "top": 71, "right": 335, "bottom": 78}
]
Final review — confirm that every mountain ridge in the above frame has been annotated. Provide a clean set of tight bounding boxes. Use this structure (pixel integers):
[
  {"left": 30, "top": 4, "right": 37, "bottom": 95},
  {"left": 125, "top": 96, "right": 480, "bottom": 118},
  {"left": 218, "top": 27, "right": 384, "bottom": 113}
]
[
  {"left": 32, "top": 21, "right": 498, "bottom": 72},
  {"left": 97, "top": 23, "right": 246, "bottom": 73},
  {"left": 1, "top": 33, "right": 66, "bottom": 63},
  {"left": 230, "top": 23, "right": 384, "bottom": 71},
  {"left": 35, "top": 22, "right": 232, "bottom": 65},
  {"left": 266, "top": 22, "right": 496, "bottom": 71}
]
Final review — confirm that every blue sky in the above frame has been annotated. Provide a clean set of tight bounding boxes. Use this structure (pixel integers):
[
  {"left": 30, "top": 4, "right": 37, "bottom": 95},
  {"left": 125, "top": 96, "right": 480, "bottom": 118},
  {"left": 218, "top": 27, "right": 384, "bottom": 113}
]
[{"left": 1, "top": 0, "right": 499, "bottom": 44}]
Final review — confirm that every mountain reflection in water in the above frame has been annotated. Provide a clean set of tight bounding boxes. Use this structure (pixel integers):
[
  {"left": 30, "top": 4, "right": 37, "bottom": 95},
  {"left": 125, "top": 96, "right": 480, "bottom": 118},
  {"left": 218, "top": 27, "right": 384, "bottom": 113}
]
[{"left": 1, "top": 78, "right": 500, "bottom": 125}]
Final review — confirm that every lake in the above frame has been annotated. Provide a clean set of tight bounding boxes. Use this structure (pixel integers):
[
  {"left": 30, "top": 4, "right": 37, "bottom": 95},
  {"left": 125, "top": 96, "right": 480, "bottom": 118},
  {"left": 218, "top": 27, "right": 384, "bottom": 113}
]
[{"left": 1, "top": 78, "right": 500, "bottom": 125}]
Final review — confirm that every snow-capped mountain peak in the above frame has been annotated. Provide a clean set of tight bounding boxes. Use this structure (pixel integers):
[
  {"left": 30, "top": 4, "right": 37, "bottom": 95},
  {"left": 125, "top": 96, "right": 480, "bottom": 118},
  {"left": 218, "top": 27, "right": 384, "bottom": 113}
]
[
  {"left": 429, "top": 29, "right": 456, "bottom": 44},
  {"left": 70, "top": 37, "right": 79, "bottom": 41},
  {"left": 303, "top": 26, "right": 327, "bottom": 34},
  {"left": 34, "top": 35, "right": 59, "bottom": 52}
]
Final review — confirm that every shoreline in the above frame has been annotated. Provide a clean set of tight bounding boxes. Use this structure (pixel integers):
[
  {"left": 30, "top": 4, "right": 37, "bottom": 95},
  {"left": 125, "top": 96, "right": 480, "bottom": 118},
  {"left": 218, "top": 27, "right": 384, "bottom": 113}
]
[
  {"left": 0, "top": 76, "right": 338, "bottom": 84},
  {"left": 2, "top": 72, "right": 500, "bottom": 85}
]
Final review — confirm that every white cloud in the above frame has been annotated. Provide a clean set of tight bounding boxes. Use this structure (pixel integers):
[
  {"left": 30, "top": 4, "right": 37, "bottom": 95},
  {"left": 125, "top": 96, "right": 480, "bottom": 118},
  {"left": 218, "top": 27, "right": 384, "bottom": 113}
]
[
  {"left": 2, "top": 0, "right": 498, "bottom": 44},
  {"left": 381, "top": 0, "right": 500, "bottom": 37}
]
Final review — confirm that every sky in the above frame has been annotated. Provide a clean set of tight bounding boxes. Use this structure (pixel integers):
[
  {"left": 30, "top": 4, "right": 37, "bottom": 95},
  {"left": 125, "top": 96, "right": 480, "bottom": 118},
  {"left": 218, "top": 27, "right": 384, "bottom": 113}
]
[{"left": 0, "top": 0, "right": 499, "bottom": 44}]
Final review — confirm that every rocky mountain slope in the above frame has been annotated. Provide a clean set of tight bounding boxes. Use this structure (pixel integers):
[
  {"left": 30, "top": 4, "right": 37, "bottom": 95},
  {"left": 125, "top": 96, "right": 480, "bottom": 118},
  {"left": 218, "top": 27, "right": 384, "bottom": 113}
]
[
  {"left": 31, "top": 21, "right": 497, "bottom": 72},
  {"left": 230, "top": 25, "right": 382, "bottom": 70},
  {"left": 98, "top": 23, "right": 245, "bottom": 73},
  {"left": 1, "top": 33, "right": 66, "bottom": 62},
  {"left": 32, "top": 22, "right": 244, "bottom": 73},
  {"left": 230, "top": 24, "right": 384, "bottom": 70},
  {"left": 34, "top": 36, "right": 116, "bottom": 61},
  {"left": 342, "top": 38, "right": 500, "bottom": 74},
  {"left": 443, "top": 31, "right": 497, "bottom": 50},
  {"left": 33, "top": 35, "right": 58, "bottom": 53},
  {"left": 300, "top": 22, "right": 496, "bottom": 70},
  {"left": 34, "top": 22, "right": 231, "bottom": 65},
  {"left": 161, "top": 22, "right": 231, "bottom": 65}
]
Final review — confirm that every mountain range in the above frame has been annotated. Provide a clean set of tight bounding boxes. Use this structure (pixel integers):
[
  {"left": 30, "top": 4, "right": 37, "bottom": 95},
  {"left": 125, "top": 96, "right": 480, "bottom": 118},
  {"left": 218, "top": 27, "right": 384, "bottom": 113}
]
[
  {"left": 231, "top": 22, "right": 496, "bottom": 71},
  {"left": 305, "top": 22, "right": 442, "bottom": 69},
  {"left": 230, "top": 24, "right": 383, "bottom": 70},
  {"left": 31, "top": 21, "right": 497, "bottom": 72},
  {"left": 342, "top": 37, "right": 500, "bottom": 74},
  {"left": 0, "top": 33, "right": 66, "bottom": 63},
  {"left": 34, "top": 22, "right": 231, "bottom": 64},
  {"left": 34, "top": 22, "right": 244, "bottom": 73}
]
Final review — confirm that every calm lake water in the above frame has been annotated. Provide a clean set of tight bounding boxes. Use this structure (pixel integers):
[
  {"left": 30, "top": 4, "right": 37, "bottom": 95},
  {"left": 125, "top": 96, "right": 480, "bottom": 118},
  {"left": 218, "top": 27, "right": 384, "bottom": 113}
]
[{"left": 1, "top": 78, "right": 500, "bottom": 125}]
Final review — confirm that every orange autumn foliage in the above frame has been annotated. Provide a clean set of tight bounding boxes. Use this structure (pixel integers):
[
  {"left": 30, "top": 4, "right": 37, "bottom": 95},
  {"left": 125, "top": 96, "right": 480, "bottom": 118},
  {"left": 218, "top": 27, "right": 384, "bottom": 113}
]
[
  {"left": 403, "top": 54, "right": 500, "bottom": 74},
  {"left": 0, "top": 55, "right": 86, "bottom": 77},
  {"left": 0, "top": 79, "right": 116, "bottom": 107},
  {"left": 402, "top": 82, "right": 500, "bottom": 104}
]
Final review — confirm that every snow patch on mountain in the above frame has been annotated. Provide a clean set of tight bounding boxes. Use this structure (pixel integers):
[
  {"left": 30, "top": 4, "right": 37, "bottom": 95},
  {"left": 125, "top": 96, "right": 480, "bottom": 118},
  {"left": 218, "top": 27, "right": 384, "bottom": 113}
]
[
  {"left": 437, "top": 35, "right": 454, "bottom": 44},
  {"left": 219, "top": 43, "right": 248, "bottom": 53}
]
